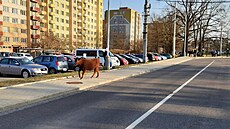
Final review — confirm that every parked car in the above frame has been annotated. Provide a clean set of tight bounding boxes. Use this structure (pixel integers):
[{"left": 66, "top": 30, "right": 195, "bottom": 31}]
[
  {"left": 153, "top": 53, "right": 162, "bottom": 61},
  {"left": 0, "top": 52, "right": 18, "bottom": 60},
  {"left": 110, "top": 52, "right": 120, "bottom": 68},
  {"left": 75, "top": 49, "right": 119, "bottom": 68},
  {"left": 64, "top": 55, "right": 77, "bottom": 71},
  {"left": 161, "top": 53, "right": 172, "bottom": 59},
  {"left": 133, "top": 54, "right": 149, "bottom": 62},
  {"left": 114, "top": 54, "right": 129, "bottom": 65},
  {"left": 120, "top": 54, "right": 138, "bottom": 64},
  {"left": 0, "top": 57, "right": 48, "bottom": 78},
  {"left": 33, "top": 55, "right": 68, "bottom": 74},
  {"left": 127, "top": 54, "right": 143, "bottom": 63},
  {"left": 16, "top": 53, "right": 33, "bottom": 60},
  {"left": 146, "top": 53, "right": 156, "bottom": 61}
]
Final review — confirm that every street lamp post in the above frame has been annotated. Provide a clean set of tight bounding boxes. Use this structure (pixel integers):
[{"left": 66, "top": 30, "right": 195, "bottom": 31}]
[
  {"left": 173, "top": 2, "right": 177, "bottom": 58},
  {"left": 105, "top": 0, "right": 111, "bottom": 70},
  {"left": 143, "top": 0, "right": 151, "bottom": 63}
]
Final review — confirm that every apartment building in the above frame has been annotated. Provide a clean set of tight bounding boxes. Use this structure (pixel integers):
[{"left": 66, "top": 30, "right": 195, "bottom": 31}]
[
  {"left": 104, "top": 7, "right": 142, "bottom": 51},
  {"left": 0, "top": 0, "right": 103, "bottom": 52},
  {"left": 0, "top": 0, "right": 27, "bottom": 52}
]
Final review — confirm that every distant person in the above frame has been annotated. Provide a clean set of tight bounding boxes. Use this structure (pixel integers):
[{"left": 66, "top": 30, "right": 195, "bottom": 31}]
[{"left": 227, "top": 48, "right": 229, "bottom": 57}]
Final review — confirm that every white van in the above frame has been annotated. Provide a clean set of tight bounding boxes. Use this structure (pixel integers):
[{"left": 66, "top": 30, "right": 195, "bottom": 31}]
[
  {"left": 75, "top": 49, "right": 120, "bottom": 68},
  {"left": 16, "top": 53, "right": 33, "bottom": 60}
]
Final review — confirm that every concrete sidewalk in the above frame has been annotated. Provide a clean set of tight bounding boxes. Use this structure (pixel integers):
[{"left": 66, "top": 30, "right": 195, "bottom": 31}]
[{"left": 0, "top": 57, "right": 192, "bottom": 115}]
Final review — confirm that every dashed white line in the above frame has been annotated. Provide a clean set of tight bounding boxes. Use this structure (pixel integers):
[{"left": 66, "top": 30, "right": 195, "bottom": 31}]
[{"left": 126, "top": 60, "right": 215, "bottom": 129}]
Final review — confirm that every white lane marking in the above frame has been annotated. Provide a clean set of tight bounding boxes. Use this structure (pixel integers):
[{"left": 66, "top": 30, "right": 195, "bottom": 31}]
[{"left": 126, "top": 60, "right": 215, "bottom": 129}]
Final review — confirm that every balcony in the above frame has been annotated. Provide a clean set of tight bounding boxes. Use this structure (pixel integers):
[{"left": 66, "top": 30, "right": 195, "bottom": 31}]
[
  {"left": 40, "top": 27, "right": 47, "bottom": 32},
  {"left": 30, "top": 7, "right": 40, "bottom": 12},
  {"left": 78, "top": 26, "right": 82, "bottom": 29},
  {"left": 40, "top": 11, "right": 46, "bottom": 15},
  {"left": 77, "top": 6, "right": 82, "bottom": 9},
  {"left": 77, "top": 19, "right": 82, "bottom": 23},
  {"left": 49, "top": 12, "right": 55, "bottom": 16},
  {"left": 0, "top": 31, "right": 3, "bottom": 35},
  {"left": 77, "top": 13, "right": 82, "bottom": 16},
  {"left": 49, "top": 3, "right": 54, "bottom": 8},
  {"left": 0, "top": 10, "right": 2, "bottom": 15},
  {"left": 31, "top": 25, "right": 40, "bottom": 30},
  {"left": 31, "top": 16, "right": 40, "bottom": 21},
  {"left": 0, "top": 21, "right": 3, "bottom": 25},
  {"left": 49, "top": 20, "right": 55, "bottom": 24},
  {"left": 31, "top": 34, "right": 40, "bottom": 39},
  {"left": 39, "top": 2, "right": 46, "bottom": 7},
  {"left": 30, "top": 0, "right": 40, "bottom": 3},
  {"left": 40, "top": 19, "right": 47, "bottom": 23},
  {"left": 49, "top": 28, "right": 55, "bottom": 32}
]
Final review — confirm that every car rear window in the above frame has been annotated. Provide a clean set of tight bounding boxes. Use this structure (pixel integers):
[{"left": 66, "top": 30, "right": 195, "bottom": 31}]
[
  {"left": 25, "top": 54, "right": 31, "bottom": 57},
  {"left": 57, "top": 57, "right": 65, "bottom": 61}
]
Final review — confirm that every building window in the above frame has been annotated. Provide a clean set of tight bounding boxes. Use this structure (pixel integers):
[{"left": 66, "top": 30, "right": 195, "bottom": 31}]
[
  {"left": 21, "top": 29, "right": 26, "bottom": 33},
  {"left": 12, "top": 0, "right": 18, "bottom": 4},
  {"left": 3, "top": 27, "right": 10, "bottom": 32},
  {"left": 3, "top": 16, "right": 10, "bottom": 22},
  {"left": 12, "top": 8, "right": 18, "bottom": 14},
  {"left": 13, "top": 37, "right": 19, "bottom": 42},
  {"left": 61, "top": 11, "right": 64, "bottom": 15},
  {"left": 4, "top": 37, "right": 10, "bottom": 42},
  {"left": 12, "top": 18, "right": 18, "bottom": 23},
  {"left": 3, "top": 0, "right": 9, "bottom": 2},
  {"left": 3, "top": 6, "right": 9, "bottom": 12},
  {"left": 21, "top": 19, "right": 26, "bottom": 24},
  {"left": 21, "top": 38, "right": 27, "bottom": 43},
  {"left": 56, "top": 25, "right": 59, "bottom": 29},
  {"left": 20, "top": 10, "right": 26, "bottom": 15},
  {"left": 13, "top": 28, "right": 18, "bottom": 33},
  {"left": 56, "top": 17, "right": 59, "bottom": 22},
  {"left": 66, "top": 20, "right": 69, "bottom": 24},
  {"left": 56, "top": 9, "right": 59, "bottom": 14}
]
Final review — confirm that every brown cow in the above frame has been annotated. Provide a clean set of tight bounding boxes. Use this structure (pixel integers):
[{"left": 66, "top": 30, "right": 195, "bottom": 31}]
[{"left": 75, "top": 58, "right": 100, "bottom": 79}]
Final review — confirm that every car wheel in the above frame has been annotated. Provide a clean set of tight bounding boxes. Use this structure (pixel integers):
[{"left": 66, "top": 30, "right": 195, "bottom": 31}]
[
  {"left": 49, "top": 68, "right": 57, "bottom": 74},
  {"left": 21, "top": 70, "right": 30, "bottom": 78}
]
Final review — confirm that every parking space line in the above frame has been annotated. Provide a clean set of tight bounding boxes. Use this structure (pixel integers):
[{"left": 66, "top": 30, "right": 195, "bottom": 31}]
[{"left": 126, "top": 60, "right": 215, "bottom": 129}]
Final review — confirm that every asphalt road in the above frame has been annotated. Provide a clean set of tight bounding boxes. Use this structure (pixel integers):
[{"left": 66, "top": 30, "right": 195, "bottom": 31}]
[{"left": 0, "top": 58, "right": 229, "bottom": 129}]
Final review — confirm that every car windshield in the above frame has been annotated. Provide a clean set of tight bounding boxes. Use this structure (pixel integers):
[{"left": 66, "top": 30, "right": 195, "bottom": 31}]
[{"left": 18, "top": 58, "right": 34, "bottom": 65}]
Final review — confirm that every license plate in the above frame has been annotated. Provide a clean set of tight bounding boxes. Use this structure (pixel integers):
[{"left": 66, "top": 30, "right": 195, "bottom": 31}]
[{"left": 63, "top": 68, "right": 67, "bottom": 71}]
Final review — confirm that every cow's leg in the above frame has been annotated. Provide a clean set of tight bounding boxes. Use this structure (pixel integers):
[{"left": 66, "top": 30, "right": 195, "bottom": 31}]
[
  {"left": 91, "top": 68, "right": 97, "bottom": 78},
  {"left": 78, "top": 69, "right": 81, "bottom": 79},
  {"left": 96, "top": 68, "right": 99, "bottom": 78},
  {"left": 80, "top": 69, "right": 86, "bottom": 79}
]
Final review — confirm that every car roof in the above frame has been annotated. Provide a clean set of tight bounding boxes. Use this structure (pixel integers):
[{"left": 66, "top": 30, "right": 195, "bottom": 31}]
[{"left": 1, "top": 57, "right": 27, "bottom": 59}]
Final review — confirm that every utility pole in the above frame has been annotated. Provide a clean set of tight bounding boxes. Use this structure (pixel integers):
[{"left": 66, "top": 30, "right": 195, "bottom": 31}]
[
  {"left": 105, "top": 0, "right": 111, "bottom": 70},
  {"left": 173, "top": 2, "right": 177, "bottom": 58},
  {"left": 220, "top": 21, "right": 223, "bottom": 56},
  {"left": 184, "top": 0, "right": 187, "bottom": 56},
  {"left": 143, "top": 0, "right": 151, "bottom": 63}
]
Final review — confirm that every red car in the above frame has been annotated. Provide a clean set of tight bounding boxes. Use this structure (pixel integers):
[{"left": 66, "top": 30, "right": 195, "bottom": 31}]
[{"left": 115, "top": 54, "right": 129, "bottom": 65}]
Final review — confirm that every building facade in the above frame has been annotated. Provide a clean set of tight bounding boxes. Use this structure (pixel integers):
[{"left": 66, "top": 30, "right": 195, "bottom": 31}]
[
  {"left": 0, "top": 0, "right": 103, "bottom": 52},
  {"left": 104, "top": 7, "right": 141, "bottom": 51},
  {"left": 0, "top": 0, "right": 27, "bottom": 52}
]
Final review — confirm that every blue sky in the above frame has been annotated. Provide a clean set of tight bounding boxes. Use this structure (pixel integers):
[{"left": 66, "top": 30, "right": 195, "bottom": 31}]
[{"left": 103, "top": 0, "right": 167, "bottom": 15}]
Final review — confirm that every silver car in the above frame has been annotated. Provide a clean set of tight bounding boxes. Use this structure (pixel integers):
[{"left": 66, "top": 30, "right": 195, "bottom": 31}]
[{"left": 0, "top": 57, "right": 48, "bottom": 78}]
